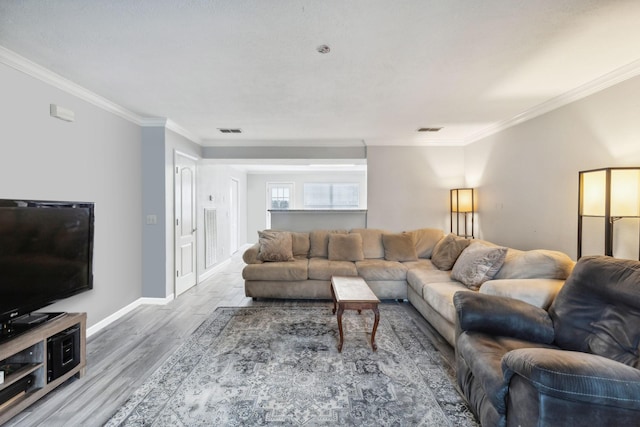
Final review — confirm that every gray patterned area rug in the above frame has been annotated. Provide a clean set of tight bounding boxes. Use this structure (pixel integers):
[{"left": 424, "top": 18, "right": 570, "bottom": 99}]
[{"left": 105, "top": 305, "right": 479, "bottom": 426}]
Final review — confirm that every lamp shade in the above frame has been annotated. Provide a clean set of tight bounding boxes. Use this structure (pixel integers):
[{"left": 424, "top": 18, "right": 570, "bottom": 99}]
[
  {"left": 580, "top": 168, "right": 640, "bottom": 217},
  {"left": 451, "top": 188, "right": 475, "bottom": 212},
  {"left": 578, "top": 167, "right": 640, "bottom": 260}
]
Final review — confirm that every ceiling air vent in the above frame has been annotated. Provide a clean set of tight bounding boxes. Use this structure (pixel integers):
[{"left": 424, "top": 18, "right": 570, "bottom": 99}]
[
  {"left": 417, "top": 127, "right": 442, "bottom": 132},
  {"left": 218, "top": 128, "right": 242, "bottom": 134}
]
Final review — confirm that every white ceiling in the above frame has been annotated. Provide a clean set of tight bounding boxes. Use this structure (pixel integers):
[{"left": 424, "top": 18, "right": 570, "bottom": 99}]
[{"left": 2, "top": 0, "right": 640, "bottom": 147}]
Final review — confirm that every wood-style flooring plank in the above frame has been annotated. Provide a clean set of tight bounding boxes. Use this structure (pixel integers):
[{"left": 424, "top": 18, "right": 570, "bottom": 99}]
[{"left": 4, "top": 247, "right": 452, "bottom": 427}]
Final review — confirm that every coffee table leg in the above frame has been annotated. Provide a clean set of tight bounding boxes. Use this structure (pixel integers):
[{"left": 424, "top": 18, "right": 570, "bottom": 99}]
[
  {"left": 331, "top": 284, "right": 337, "bottom": 314},
  {"left": 337, "top": 305, "right": 344, "bottom": 352},
  {"left": 371, "top": 306, "right": 380, "bottom": 351}
]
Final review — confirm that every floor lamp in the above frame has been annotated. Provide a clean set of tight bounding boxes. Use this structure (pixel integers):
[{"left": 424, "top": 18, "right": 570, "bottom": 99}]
[
  {"left": 450, "top": 188, "right": 476, "bottom": 239},
  {"left": 578, "top": 167, "right": 640, "bottom": 260}
]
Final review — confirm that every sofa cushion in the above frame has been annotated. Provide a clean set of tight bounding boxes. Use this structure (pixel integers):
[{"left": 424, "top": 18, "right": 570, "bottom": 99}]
[
  {"left": 242, "top": 259, "right": 308, "bottom": 281},
  {"left": 308, "top": 258, "right": 358, "bottom": 280},
  {"left": 291, "top": 232, "right": 310, "bottom": 257},
  {"left": 423, "top": 281, "right": 472, "bottom": 324},
  {"left": 494, "top": 248, "right": 574, "bottom": 280},
  {"left": 355, "top": 259, "right": 408, "bottom": 281},
  {"left": 350, "top": 228, "right": 386, "bottom": 259},
  {"left": 328, "top": 233, "right": 364, "bottom": 261},
  {"left": 431, "top": 233, "right": 472, "bottom": 270},
  {"left": 409, "top": 228, "right": 445, "bottom": 258},
  {"left": 382, "top": 233, "right": 418, "bottom": 262},
  {"left": 451, "top": 242, "right": 508, "bottom": 290},
  {"left": 309, "top": 229, "right": 348, "bottom": 258},
  {"left": 406, "top": 266, "right": 453, "bottom": 298},
  {"left": 479, "top": 279, "right": 564, "bottom": 309},
  {"left": 257, "top": 230, "right": 294, "bottom": 262}
]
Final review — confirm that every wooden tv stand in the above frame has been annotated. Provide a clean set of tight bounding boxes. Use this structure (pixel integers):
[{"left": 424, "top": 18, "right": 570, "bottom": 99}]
[{"left": 0, "top": 312, "right": 86, "bottom": 425}]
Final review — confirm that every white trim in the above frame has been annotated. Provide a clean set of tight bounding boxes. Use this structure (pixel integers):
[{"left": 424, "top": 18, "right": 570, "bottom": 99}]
[
  {"left": 198, "top": 258, "right": 231, "bottom": 282},
  {"left": 0, "top": 45, "right": 143, "bottom": 125},
  {"left": 467, "top": 58, "right": 640, "bottom": 144},
  {"left": 0, "top": 45, "right": 202, "bottom": 145},
  {"left": 86, "top": 294, "right": 175, "bottom": 338}
]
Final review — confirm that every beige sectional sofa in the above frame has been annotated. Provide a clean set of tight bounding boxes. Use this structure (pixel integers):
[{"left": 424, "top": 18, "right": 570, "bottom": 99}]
[{"left": 242, "top": 228, "right": 575, "bottom": 346}]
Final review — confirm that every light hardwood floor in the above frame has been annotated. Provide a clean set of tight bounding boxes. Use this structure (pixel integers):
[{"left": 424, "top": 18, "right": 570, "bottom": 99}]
[{"left": 5, "top": 248, "right": 452, "bottom": 427}]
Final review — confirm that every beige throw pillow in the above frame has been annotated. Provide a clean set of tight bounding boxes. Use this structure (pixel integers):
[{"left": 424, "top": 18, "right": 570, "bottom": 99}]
[
  {"left": 309, "top": 229, "right": 348, "bottom": 258},
  {"left": 431, "top": 234, "right": 472, "bottom": 270},
  {"left": 382, "top": 233, "right": 418, "bottom": 262},
  {"left": 257, "top": 230, "right": 294, "bottom": 262},
  {"left": 328, "top": 233, "right": 364, "bottom": 261},
  {"left": 451, "top": 242, "right": 508, "bottom": 290}
]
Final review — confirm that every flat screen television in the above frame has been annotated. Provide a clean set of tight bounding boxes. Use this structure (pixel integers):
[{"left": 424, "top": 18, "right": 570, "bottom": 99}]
[{"left": 0, "top": 199, "right": 94, "bottom": 327}]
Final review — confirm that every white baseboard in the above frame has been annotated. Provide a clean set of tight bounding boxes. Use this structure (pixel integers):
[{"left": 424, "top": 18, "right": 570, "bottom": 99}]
[
  {"left": 198, "top": 258, "right": 231, "bottom": 282},
  {"left": 87, "top": 258, "right": 232, "bottom": 338},
  {"left": 86, "top": 293, "right": 175, "bottom": 338}
]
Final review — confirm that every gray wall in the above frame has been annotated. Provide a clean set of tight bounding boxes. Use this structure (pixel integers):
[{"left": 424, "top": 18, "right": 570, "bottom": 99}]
[
  {"left": 0, "top": 63, "right": 142, "bottom": 328},
  {"left": 464, "top": 74, "right": 640, "bottom": 259},
  {"left": 366, "top": 146, "right": 465, "bottom": 232},
  {"left": 141, "top": 127, "right": 167, "bottom": 298}
]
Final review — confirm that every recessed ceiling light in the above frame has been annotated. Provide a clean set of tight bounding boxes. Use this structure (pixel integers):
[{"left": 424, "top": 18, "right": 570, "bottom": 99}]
[
  {"left": 218, "top": 128, "right": 242, "bottom": 134},
  {"left": 417, "top": 127, "right": 442, "bottom": 132},
  {"left": 316, "top": 45, "right": 331, "bottom": 54}
]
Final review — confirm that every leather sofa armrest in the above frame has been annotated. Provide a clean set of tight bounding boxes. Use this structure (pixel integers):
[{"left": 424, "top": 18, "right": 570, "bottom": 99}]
[
  {"left": 454, "top": 291, "right": 554, "bottom": 344},
  {"left": 503, "top": 348, "right": 640, "bottom": 411},
  {"left": 242, "top": 243, "right": 263, "bottom": 264}
]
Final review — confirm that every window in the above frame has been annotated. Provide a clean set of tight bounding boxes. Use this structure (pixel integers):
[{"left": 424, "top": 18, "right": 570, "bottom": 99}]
[
  {"left": 270, "top": 186, "right": 291, "bottom": 210},
  {"left": 304, "top": 183, "right": 359, "bottom": 208},
  {"left": 266, "top": 182, "right": 294, "bottom": 228}
]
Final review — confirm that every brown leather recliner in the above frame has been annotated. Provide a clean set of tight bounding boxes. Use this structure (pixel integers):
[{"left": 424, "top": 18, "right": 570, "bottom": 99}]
[{"left": 454, "top": 256, "right": 640, "bottom": 426}]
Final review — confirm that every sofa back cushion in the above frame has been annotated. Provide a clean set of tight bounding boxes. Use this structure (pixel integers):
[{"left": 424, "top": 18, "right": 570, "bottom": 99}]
[
  {"left": 549, "top": 256, "right": 640, "bottom": 367},
  {"left": 409, "top": 228, "right": 445, "bottom": 258},
  {"left": 350, "top": 228, "right": 386, "bottom": 259},
  {"left": 309, "top": 229, "right": 348, "bottom": 258},
  {"left": 328, "top": 233, "right": 364, "bottom": 261},
  {"left": 495, "top": 249, "right": 574, "bottom": 280}
]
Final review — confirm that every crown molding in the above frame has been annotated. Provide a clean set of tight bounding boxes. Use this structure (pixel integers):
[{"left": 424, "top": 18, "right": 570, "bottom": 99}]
[
  {"left": 166, "top": 119, "right": 202, "bottom": 144},
  {"left": 0, "top": 45, "right": 144, "bottom": 125},
  {"left": 467, "top": 58, "right": 640, "bottom": 144},
  {"left": 0, "top": 45, "right": 202, "bottom": 145}
]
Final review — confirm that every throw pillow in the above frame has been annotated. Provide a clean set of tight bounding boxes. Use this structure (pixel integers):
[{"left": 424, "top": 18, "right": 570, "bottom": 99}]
[
  {"left": 382, "top": 233, "right": 418, "bottom": 262},
  {"left": 431, "top": 234, "right": 472, "bottom": 270},
  {"left": 309, "top": 229, "right": 347, "bottom": 258},
  {"left": 328, "top": 233, "right": 364, "bottom": 261},
  {"left": 257, "top": 230, "right": 294, "bottom": 262},
  {"left": 451, "top": 242, "right": 508, "bottom": 290}
]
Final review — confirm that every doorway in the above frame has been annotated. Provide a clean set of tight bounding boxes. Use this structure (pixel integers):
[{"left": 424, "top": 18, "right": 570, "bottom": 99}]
[{"left": 174, "top": 151, "right": 198, "bottom": 296}]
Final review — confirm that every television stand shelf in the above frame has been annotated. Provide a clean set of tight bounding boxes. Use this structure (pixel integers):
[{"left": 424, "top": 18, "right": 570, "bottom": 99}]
[{"left": 0, "top": 312, "right": 86, "bottom": 425}]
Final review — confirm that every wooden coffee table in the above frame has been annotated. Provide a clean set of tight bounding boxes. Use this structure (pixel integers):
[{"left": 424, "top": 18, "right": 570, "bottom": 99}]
[{"left": 330, "top": 276, "right": 380, "bottom": 352}]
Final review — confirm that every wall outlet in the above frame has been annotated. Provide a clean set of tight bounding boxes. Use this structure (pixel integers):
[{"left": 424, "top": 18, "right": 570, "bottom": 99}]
[{"left": 146, "top": 214, "right": 157, "bottom": 225}]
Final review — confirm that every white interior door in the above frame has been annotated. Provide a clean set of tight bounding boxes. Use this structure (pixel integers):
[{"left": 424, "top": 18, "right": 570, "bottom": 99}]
[
  {"left": 175, "top": 152, "right": 197, "bottom": 296},
  {"left": 230, "top": 178, "right": 239, "bottom": 254}
]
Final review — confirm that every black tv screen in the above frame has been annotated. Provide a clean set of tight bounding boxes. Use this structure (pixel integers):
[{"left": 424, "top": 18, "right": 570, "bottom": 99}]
[{"left": 0, "top": 199, "right": 94, "bottom": 324}]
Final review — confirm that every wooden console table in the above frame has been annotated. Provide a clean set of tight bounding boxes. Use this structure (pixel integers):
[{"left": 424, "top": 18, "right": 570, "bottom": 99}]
[
  {"left": 0, "top": 312, "right": 86, "bottom": 425},
  {"left": 330, "top": 276, "right": 380, "bottom": 352}
]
